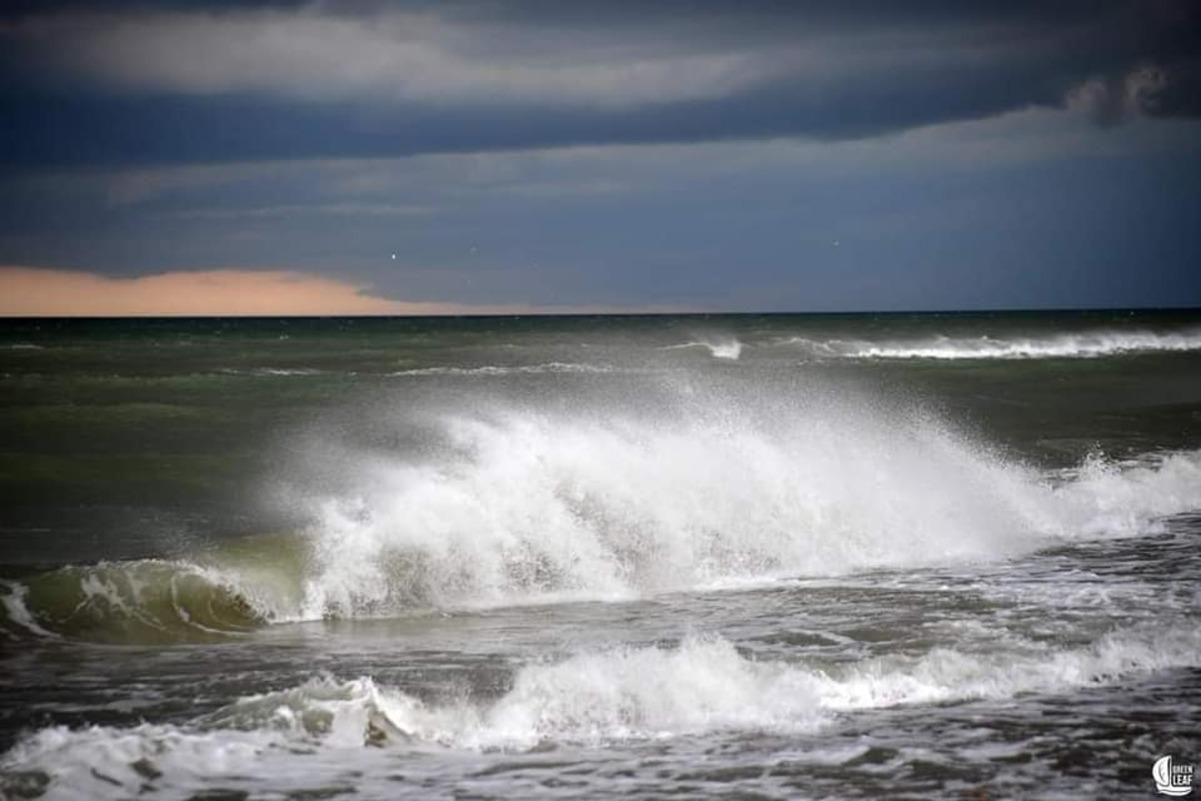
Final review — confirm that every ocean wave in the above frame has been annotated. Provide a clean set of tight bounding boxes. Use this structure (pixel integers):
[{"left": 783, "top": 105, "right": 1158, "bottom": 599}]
[
  {"left": 4, "top": 624, "right": 1198, "bottom": 797},
  {"left": 663, "top": 337, "right": 743, "bottom": 359},
  {"left": 389, "top": 362, "right": 616, "bottom": 377},
  {"left": 6, "top": 411, "right": 1200, "bottom": 639},
  {"left": 0, "top": 559, "right": 298, "bottom": 643},
  {"left": 295, "top": 402, "right": 1201, "bottom": 618},
  {"left": 779, "top": 328, "right": 1201, "bottom": 360},
  {"left": 250, "top": 367, "right": 326, "bottom": 376},
  {"left": 215, "top": 367, "right": 327, "bottom": 376}
]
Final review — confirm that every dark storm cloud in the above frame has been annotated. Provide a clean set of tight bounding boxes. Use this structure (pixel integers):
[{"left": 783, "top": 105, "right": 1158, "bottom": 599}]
[{"left": 0, "top": 0, "right": 1198, "bottom": 167}]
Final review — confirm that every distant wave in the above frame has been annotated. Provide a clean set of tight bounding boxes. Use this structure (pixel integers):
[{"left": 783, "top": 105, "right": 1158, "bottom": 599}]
[
  {"left": 663, "top": 337, "right": 743, "bottom": 360},
  {"left": 389, "top": 362, "right": 616, "bottom": 377},
  {"left": 5, "top": 623, "right": 1198, "bottom": 797},
  {"left": 780, "top": 328, "right": 1201, "bottom": 360},
  {"left": 252, "top": 367, "right": 325, "bottom": 376},
  {"left": 216, "top": 367, "right": 327, "bottom": 377}
]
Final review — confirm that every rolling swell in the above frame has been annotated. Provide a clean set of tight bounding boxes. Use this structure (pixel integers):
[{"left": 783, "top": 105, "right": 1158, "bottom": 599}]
[{"left": 0, "top": 561, "right": 269, "bottom": 642}]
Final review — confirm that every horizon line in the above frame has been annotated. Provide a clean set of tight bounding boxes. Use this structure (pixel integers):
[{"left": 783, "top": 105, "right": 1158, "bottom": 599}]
[{"left": 3, "top": 305, "right": 1200, "bottom": 321}]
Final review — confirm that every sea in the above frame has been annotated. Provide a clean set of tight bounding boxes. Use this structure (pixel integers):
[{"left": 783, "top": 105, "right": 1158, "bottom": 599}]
[{"left": 1, "top": 310, "right": 1199, "bottom": 800}]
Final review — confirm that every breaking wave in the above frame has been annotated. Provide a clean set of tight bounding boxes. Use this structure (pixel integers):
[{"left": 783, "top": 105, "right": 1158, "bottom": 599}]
[
  {"left": 295, "top": 402, "right": 1201, "bottom": 619},
  {"left": 4, "top": 623, "right": 1198, "bottom": 797},
  {"left": 780, "top": 328, "right": 1201, "bottom": 360},
  {"left": 5, "top": 394, "right": 1201, "bottom": 641},
  {"left": 0, "top": 556, "right": 303, "bottom": 643}
]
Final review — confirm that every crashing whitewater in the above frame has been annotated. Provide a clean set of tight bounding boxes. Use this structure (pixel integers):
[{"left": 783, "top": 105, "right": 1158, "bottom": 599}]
[{"left": 4, "top": 387, "right": 1201, "bottom": 640}]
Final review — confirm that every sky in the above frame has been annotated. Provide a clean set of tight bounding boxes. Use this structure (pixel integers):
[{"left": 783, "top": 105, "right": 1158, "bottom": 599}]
[{"left": 1, "top": 0, "right": 1200, "bottom": 315}]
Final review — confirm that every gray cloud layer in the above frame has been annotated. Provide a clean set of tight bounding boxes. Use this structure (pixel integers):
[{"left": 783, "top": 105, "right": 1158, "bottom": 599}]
[
  {"left": 2, "top": 1, "right": 1198, "bottom": 166},
  {"left": 2, "top": 1, "right": 1199, "bottom": 313}
]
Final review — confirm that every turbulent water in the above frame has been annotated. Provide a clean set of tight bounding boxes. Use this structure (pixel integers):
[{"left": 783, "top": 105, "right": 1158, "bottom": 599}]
[{"left": 1, "top": 311, "right": 1199, "bottom": 800}]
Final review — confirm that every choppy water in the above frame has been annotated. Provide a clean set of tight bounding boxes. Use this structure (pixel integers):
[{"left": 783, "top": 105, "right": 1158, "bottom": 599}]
[{"left": 1, "top": 311, "right": 1199, "bottom": 800}]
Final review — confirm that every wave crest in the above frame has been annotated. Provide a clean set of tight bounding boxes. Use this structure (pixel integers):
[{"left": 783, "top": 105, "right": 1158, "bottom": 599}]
[
  {"left": 296, "top": 402, "right": 1201, "bottom": 618},
  {"left": 664, "top": 337, "right": 743, "bottom": 360},
  {"left": 0, "top": 561, "right": 272, "bottom": 642},
  {"left": 781, "top": 328, "right": 1201, "bottom": 360}
]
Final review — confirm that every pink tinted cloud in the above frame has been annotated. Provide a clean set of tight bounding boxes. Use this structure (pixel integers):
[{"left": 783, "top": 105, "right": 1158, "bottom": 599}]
[
  {"left": 0, "top": 267, "right": 483, "bottom": 316},
  {"left": 0, "top": 266, "right": 694, "bottom": 316}
]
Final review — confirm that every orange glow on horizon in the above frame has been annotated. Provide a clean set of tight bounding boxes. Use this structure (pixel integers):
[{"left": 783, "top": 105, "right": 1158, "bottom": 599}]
[
  {"left": 0, "top": 266, "right": 695, "bottom": 317},
  {"left": 0, "top": 267, "right": 451, "bottom": 316}
]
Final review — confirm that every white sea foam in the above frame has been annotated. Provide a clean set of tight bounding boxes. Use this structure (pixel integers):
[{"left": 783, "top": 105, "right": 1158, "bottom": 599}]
[
  {"left": 0, "top": 580, "right": 58, "bottom": 639},
  {"left": 809, "top": 621, "right": 1201, "bottom": 710},
  {"left": 6, "top": 624, "right": 1199, "bottom": 798},
  {"left": 191, "top": 640, "right": 826, "bottom": 750},
  {"left": 780, "top": 328, "right": 1201, "bottom": 360},
  {"left": 1, "top": 724, "right": 280, "bottom": 801},
  {"left": 295, "top": 396, "right": 1201, "bottom": 617}
]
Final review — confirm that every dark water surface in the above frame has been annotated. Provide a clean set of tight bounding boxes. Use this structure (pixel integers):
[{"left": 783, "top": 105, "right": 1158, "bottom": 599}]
[{"left": 1, "top": 311, "right": 1199, "bottom": 799}]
